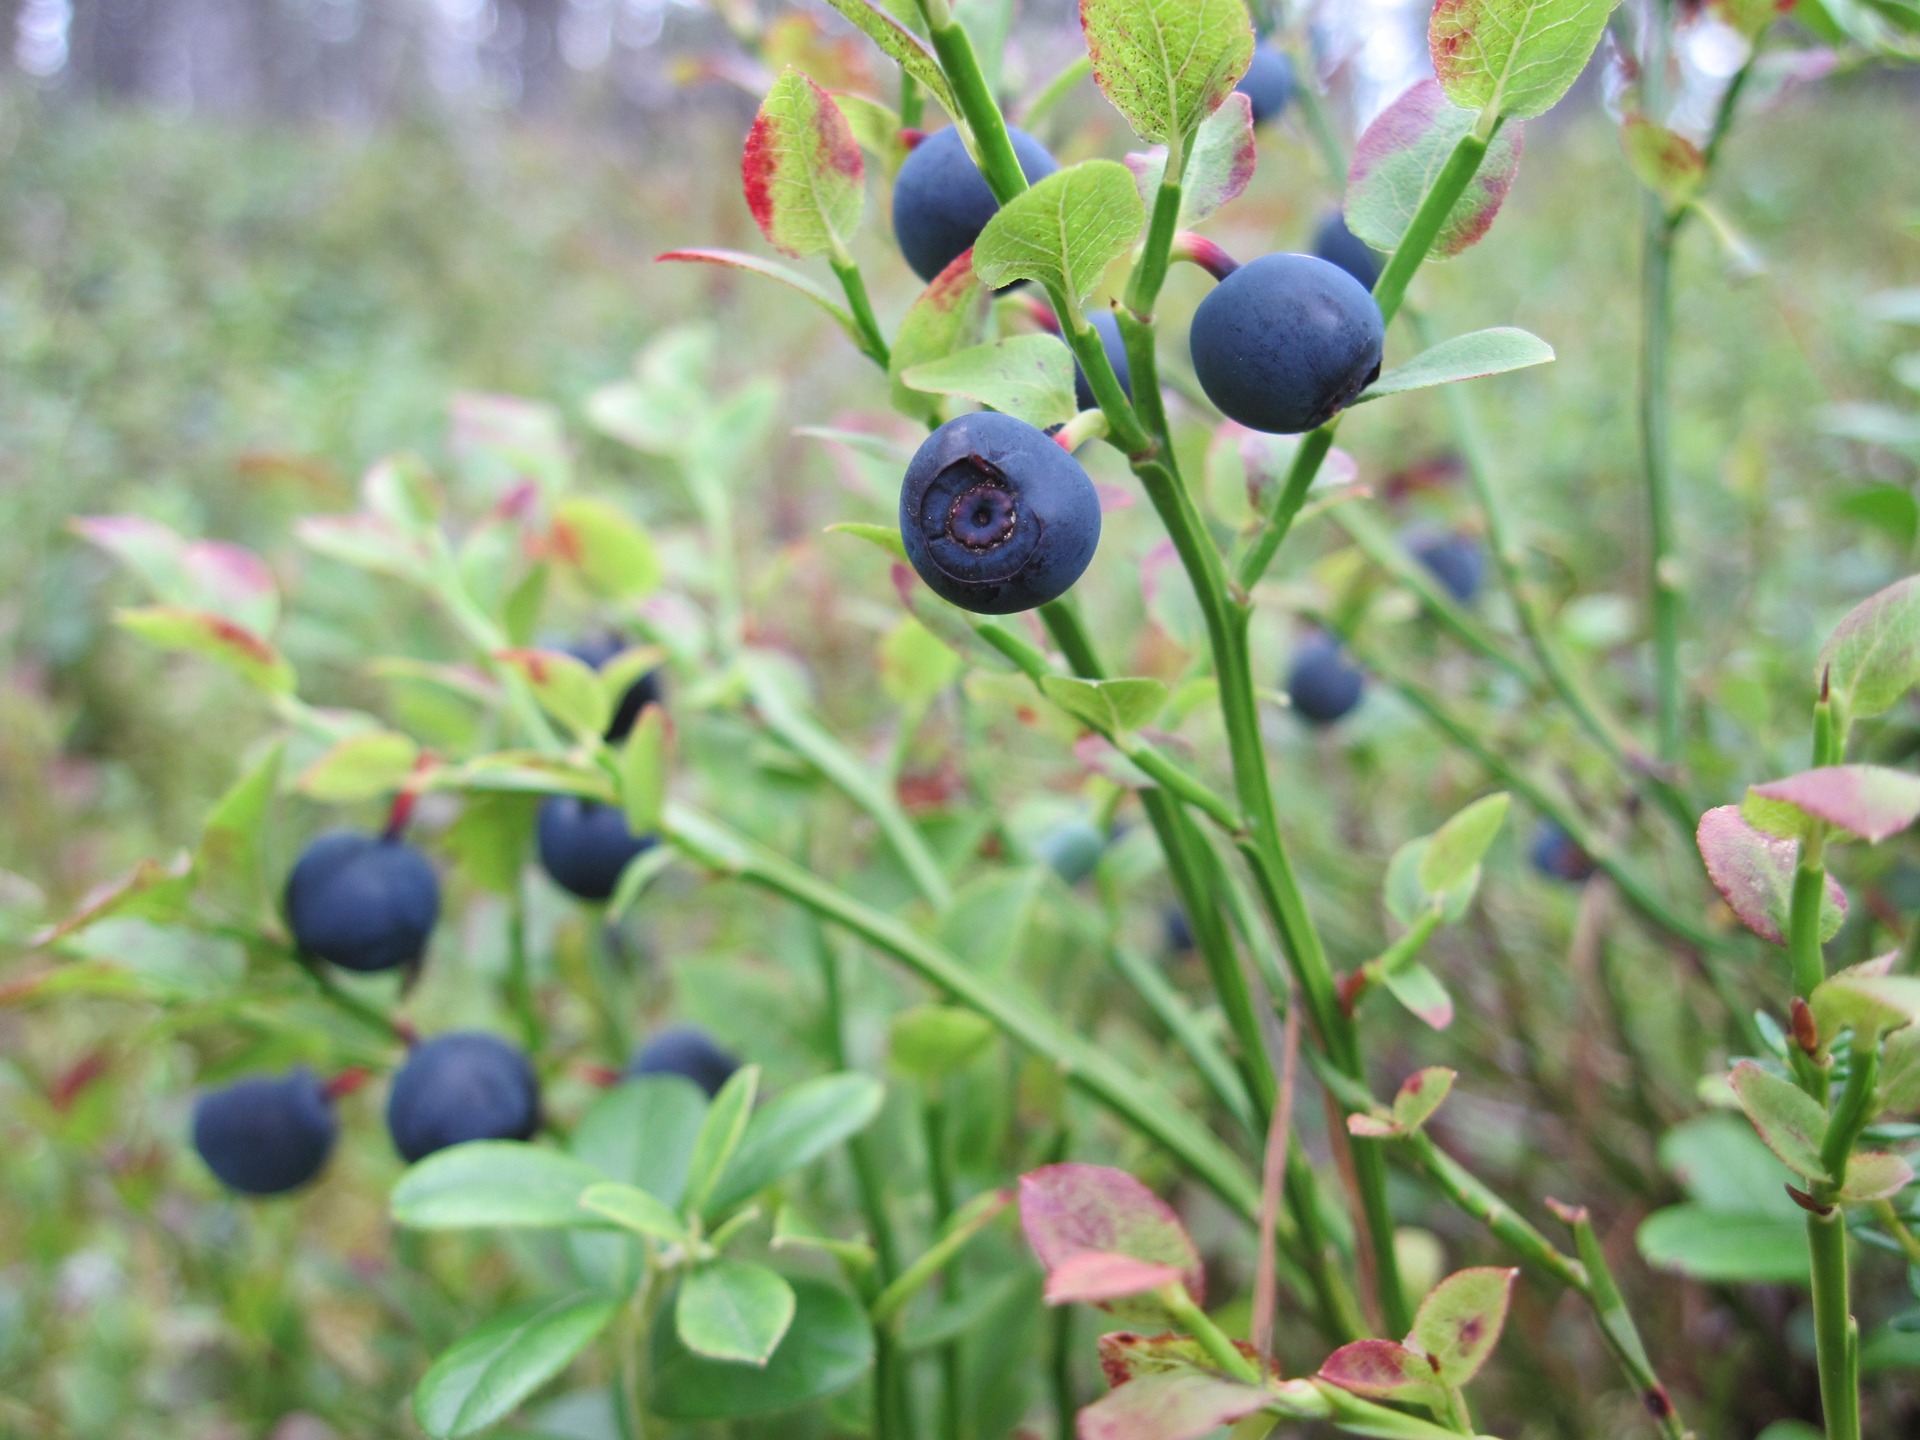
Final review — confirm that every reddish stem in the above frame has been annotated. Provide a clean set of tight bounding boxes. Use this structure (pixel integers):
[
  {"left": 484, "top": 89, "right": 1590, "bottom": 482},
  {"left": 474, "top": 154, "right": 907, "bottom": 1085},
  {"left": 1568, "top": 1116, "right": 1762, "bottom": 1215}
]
[
  {"left": 323, "top": 1068, "right": 372, "bottom": 1101},
  {"left": 1170, "top": 232, "right": 1240, "bottom": 281}
]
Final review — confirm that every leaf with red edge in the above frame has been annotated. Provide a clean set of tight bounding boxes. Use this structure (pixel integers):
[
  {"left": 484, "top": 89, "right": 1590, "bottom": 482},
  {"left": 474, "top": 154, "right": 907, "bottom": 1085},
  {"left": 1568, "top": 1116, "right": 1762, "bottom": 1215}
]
[
  {"left": 1621, "top": 118, "right": 1706, "bottom": 209},
  {"left": 1044, "top": 1252, "right": 1184, "bottom": 1306},
  {"left": 1019, "top": 1164, "right": 1203, "bottom": 1326},
  {"left": 76, "top": 516, "right": 279, "bottom": 633},
  {"left": 494, "top": 648, "right": 611, "bottom": 741},
  {"left": 743, "top": 69, "right": 866, "bottom": 260},
  {"left": 1696, "top": 805, "right": 1847, "bottom": 945},
  {"left": 1410, "top": 1267, "right": 1517, "bottom": 1387},
  {"left": 1743, "top": 765, "right": 1920, "bottom": 845},
  {"left": 889, "top": 250, "right": 991, "bottom": 423},
  {"left": 1820, "top": 575, "right": 1920, "bottom": 722},
  {"left": 1429, "top": 0, "right": 1621, "bottom": 120},
  {"left": 657, "top": 249, "right": 858, "bottom": 334},
  {"left": 1080, "top": 0, "right": 1254, "bottom": 146},
  {"left": 1077, "top": 1373, "right": 1275, "bottom": 1440},
  {"left": 1837, "top": 1150, "right": 1914, "bottom": 1204},
  {"left": 1393, "top": 1067, "right": 1456, "bottom": 1132},
  {"left": 1347, "top": 79, "right": 1525, "bottom": 260},
  {"left": 114, "top": 606, "right": 295, "bottom": 693},
  {"left": 1730, "top": 1060, "right": 1830, "bottom": 1182},
  {"left": 1125, "top": 93, "right": 1257, "bottom": 229},
  {"left": 30, "top": 854, "right": 194, "bottom": 947},
  {"left": 1317, "top": 1339, "right": 1446, "bottom": 1409},
  {"left": 1096, "top": 1331, "right": 1261, "bottom": 1387}
]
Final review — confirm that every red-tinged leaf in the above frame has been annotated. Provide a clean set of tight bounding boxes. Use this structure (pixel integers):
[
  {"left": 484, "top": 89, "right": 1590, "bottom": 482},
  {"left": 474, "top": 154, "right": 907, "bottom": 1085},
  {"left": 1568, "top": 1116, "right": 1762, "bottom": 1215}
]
[
  {"left": 1045, "top": 1252, "right": 1184, "bottom": 1306},
  {"left": 76, "top": 516, "right": 279, "bottom": 632},
  {"left": 1317, "top": 1339, "right": 1445, "bottom": 1408},
  {"left": 1410, "top": 1267, "right": 1517, "bottom": 1386},
  {"left": 890, "top": 250, "right": 991, "bottom": 423},
  {"left": 1347, "top": 78, "right": 1524, "bottom": 260},
  {"left": 1020, "top": 1164, "right": 1204, "bottom": 1326},
  {"left": 742, "top": 69, "right": 866, "bottom": 259},
  {"left": 1393, "top": 1067, "right": 1456, "bottom": 1132},
  {"left": 1429, "top": 0, "right": 1619, "bottom": 120},
  {"left": 1746, "top": 765, "right": 1920, "bottom": 844},
  {"left": 657, "top": 249, "right": 858, "bottom": 333},
  {"left": 1696, "top": 805, "right": 1848, "bottom": 945},
  {"left": 1838, "top": 1150, "right": 1914, "bottom": 1204},
  {"left": 1381, "top": 960, "right": 1455, "bottom": 1031},
  {"left": 1347, "top": 1113, "right": 1401, "bottom": 1138},
  {"left": 1730, "top": 1060, "right": 1830, "bottom": 1182},
  {"left": 1124, "top": 93, "right": 1257, "bottom": 229},
  {"left": 296, "top": 513, "right": 434, "bottom": 583},
  {"left": 494, "top": 648, "right": 610, "bottom": 741},
  {"left": 114, "top": 606, "right": 295, "bottom": 693},
  {"left": 1096, "top": 1332, "right": 1265, "bottom": 1387},
  {"left": 30, "top": 854, "right": 194, "bottom": 947},
  {"left": 1820, "top": 575, "right": 1920, "bottom": 723},
  {"left": 1621, "top": 118, "right": 1706, "bottom": 209},
  {"left": 1077, "top": 1373, "right": 1274, "bottom": 1440}
]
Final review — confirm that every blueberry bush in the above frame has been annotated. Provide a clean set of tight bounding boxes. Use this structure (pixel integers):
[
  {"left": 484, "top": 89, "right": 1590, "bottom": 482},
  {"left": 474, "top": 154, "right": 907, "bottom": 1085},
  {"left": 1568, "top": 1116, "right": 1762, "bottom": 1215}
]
[{"left": 10, "top": 0, "right": 1920, "bottom": 1437}]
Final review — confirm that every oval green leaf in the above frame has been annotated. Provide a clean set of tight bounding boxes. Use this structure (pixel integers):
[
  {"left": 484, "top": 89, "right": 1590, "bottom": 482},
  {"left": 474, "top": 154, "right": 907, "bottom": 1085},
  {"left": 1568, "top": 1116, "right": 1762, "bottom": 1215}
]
[
  {"left": 392, "top": 1142, "right": 606, "bottom": 1231},
  {"left": 650, "top": 1276, "right": 874, "bottom": 1419},
  {"left": 414, "top": 1293, "right": 618, "bottom": 1439}
]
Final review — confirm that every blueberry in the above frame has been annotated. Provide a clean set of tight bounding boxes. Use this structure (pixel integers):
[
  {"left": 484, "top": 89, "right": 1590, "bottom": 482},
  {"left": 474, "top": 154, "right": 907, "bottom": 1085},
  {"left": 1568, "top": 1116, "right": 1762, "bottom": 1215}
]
[
  {"left": 537, "top": 795, "right": 657, "bottom": 902},
  {"left": 1286, "top": 634, "right": 1365, "bottom": 725},
  {"left": 1189, "top": 253, "right": 1384, "bottom": 435},
  {"left": 1311, "top": 211, "right": 1382, "bottom": 292},
  {"left": 1530, "top": 821, "right": 1596, "bottom": 883},
  {"left": 1073, "top": 310, "right": 1134, "bottom": 414},
  {"left": 899, "top": 411, "right": 1101, "bottom": 615},
  {"left": 191, "top": 1068, "right": 336, "bottom": 1196},
  {"left": 285, "top": 831, "right": 440, "bottom": 974},
  {"left": 564, "top": 633, "right": 662, "bottom": 743},
  {"left": 627, "top": 1027, "right": 740, "bottom": 1099},
  {"left": 386, "top": 1032, "right": 540, "bottom": 1164},
  {"left": 1037, "top": 819, "right": 1106, "bottom": 885},
  {"left": 1235, "top": 42, "right": 1296, "bottom": 125},
  {"left": 1407, "top": 529, "right": 1485, "bottom": 604},
  {"left": 1164, "top": 906, "right": 1195, "bottom": 954},
  {"left": 892, "top": 126, "right": 1059, "bottom": 284}
]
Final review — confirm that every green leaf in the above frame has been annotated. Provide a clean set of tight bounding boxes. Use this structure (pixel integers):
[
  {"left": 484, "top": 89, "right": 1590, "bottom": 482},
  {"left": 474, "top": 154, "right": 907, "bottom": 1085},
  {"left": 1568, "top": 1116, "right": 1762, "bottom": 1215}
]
[
  {"left": 901, "top": 335, "right": 1078, "bottom": 429},
  {"left": 658, "top": 249, "right": 859, "bottom": 336},
  {"left": 707, "top": 1072, "right": 886, "bottom": 1214},
  {"left": 1743, "top": 765, "right": 1920, "bottom": 845},
  {"left": 296, "top": 513, "right": 433, "bottom": 585},
  {"left": 296, "top": 730, "right": 421, "bottom": 803},
  {"left": 677, "top": 1260, "right": 798, "bottom": 1365},
  {"left": 683, "top": 1065, "right": 761, "bottom": 1215},
  {"left": 1079, "top": 0, "right": 1254, "bottom": 145},
  {"left": 1729, "top": 1061, "right": 1830, "bottom": 1182},
  {"left": 1039, "top": 674, "right": 1168, "bottom": 734},
  {"left": 651, "top": 1276, "right": 873, "bottom": 1419},
  {"left": 1417, "top": 792, "right": 1510, "bottom": 894},
  {"left": 196, "top": 741, "right": 283, "bottom": 918},
  {"left": 973, "top": 162, "right": 1145, "bottom": 308},
  {"left": 1392, "top": 1067, "right": 1456, "bottom": 1132},
  {"left": 1410, "top": 1266, "right": 1516, "bottom": 1386},
  {"left": 1659, "top": 1114, "right": 1811, "bottom": 1219},
  {"left": 1838, "top": 1150, "right": 1914, "bottom": 1203},
  {"left": 494, "top": 648, "right": 611, "bottom": 742},
  {"left": 1820, "top": 576, "right": 1920, "bottom": 722},
  {"left": 743, "top": 70, "right": 865, "bottom": 259},
  {"left": 549, "top": 496, "right": 662, "bottom": 600},
  {"left": 618, "top": 705, "right": 669, "bottom": 835},
  {"left": 1637, "top": 1206, "right": 1810, "bottom": 1285},
  {"left": 1882, "top": 1025, "right": 1920, "bottom": 1114},
  {"left": 889, "top": 253, "right": 992, "bottom": 424},
  {"left": 578, "top": 1181, "right": 691, "bottom": 1244},
  {"left": 827, "top": 521, "right": 910, "bottom": 563},
  {"left": 1347, "top": 78, "right": 1526, "bottom": 258},
  {"left": 1428, "top": 0, "right": 1622, "bottom": 120},
  {"left": 815, "top": 0, "right": 957, "bottom": 117},
  {"left": 572, "top": 1076, "right": 709, "bottom": 1208},
  {"left": 1812, "top": 963, "right": 1920, "bottom": 1040},
  {"left": 1381, "top": 961, "right": 1455, "bottom": 1031},
  {"left": 1358, "top": 329, "right": 1552, "bottom": 403},
  {"left": 1125, "top": 93, "right": 1257, "bottom": 229},
  {"left": 392, "top": 1142, "right": 606, "bottom": 1230},
  {"left": 834, "top": 90, "right": 908, "bottom": 176},
  {"left": 1621, "top": 118, "right": 1706, "bottom": 209},
  {"left": 60, "top": 918, "right": 245, "bottom": 1000},
  {"left": 414, "top": 1294, "right": 618, "bottom": 1439},
  {"left": 1696, "top": 805, "right": 1848, "bottom": 946},
  {"left": 890, "top": 1005, "right": 997, "bottom": 1081},
  {"left": 879, "top": 616, "right": 963, "bottom": 709},
  {"left": 444, "top": 792, "right": 538, "bottom": 894},
  {"left": 114, "top": 605, "right": 295, "bottom": 693}
]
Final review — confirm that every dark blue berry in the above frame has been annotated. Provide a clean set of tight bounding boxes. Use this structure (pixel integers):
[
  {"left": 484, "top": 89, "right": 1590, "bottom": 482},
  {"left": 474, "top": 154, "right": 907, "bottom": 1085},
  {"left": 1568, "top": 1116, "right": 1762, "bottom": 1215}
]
[
  {"left": 899, "top": 411, "right": 1101, "bottom": 615},
  {"left": 1311, "top": 211, "right": 1382, "bottom": 292},
  {"left": 285, "top": 831, "right": 439, "bottom": 974},
  {"left": 1530, "top": 821, "right": 1596, "bottom": 883},
  {"left": 192, "top": 1068, "right": 336, "bottom": 1195},
  {"left": 1407, "top": 529, "right": 1485, "bottom": 604},
  {"left": 892, "top": 126, "right": 1059, "bottom": 284},
  {"left": 537, "top": 795, "right": 657, "bottom": 903},
  {"left": 1189, "top": 253, "right": 1384, "bottom": 435},
  {"left": 627, "top": 1027, "right": 740, "bottom": 1099},
  {"left": 386, "top": 1032, "right": 540, "bottom": 1164},
  {"left": 1286, "top": 634, "right": 1365, "bottom": 725},
  {"left": 1073, "top": 310, "right": 1134, "bottom": 414},
  {"left": 1164, "top": 906, "right": 1196, "bottom": 954},
  {"left": 1235, "top": 42, "right": 1296, "bottom": 125},
  {"left": 1037, "top": 819, "right": 1106, "bottom": 885},
  {"left": 564, "top": 633, "right": 662, "bottom": 743}
]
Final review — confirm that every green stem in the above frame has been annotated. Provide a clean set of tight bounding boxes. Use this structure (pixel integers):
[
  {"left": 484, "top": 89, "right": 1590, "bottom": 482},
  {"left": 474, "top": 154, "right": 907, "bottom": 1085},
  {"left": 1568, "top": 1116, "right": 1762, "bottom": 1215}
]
[
  {"left": 1160, "top": 1286, "right": 1263, "bottom": 1384},
  {"left": 1641, "top": 207, "right": 1684, "bottom": 763},
  {"left": 871, "top": 1191, "right": 1012, "bottom": 1327},
  {"left": 814, "top": 928, "right": 904, "bottom": 1281},
  {"left": 1019, "top": 54, "right": 1091, "bottom": 134},
  {"left": 1108, "top": 930, "right": 1256, "bottom": 1135},
  {"left": 831, "top": 253, "right": 892, "bottom": 369},
  {"left": 1788, "top": 826, "right": 1831, "bottom": 1003},
  {"left": 1371, "top": 126, "right": 1492, "bottom": 327},
  {"left": 922, "top": 10, "right": 1027, "bottom": 205},
  {"left": 1124, "top": 176, "right": 1185, "bottom": 320},
  {"left": 1561, "top": 1203, "right": 1686, "bottom": 1439},
  {"left": 1821, "top": 1040, "right": 1878, "bottom": 1182},
  {"left": 1808, "top": 1209, "right": 1861, "bottom": 1440},
  {"left": 922, "top": 1094, "right": 964, "bottom": 1440},
  {"left": 1050, "top": 1299, "right": 1076, "bottom": 1440}
]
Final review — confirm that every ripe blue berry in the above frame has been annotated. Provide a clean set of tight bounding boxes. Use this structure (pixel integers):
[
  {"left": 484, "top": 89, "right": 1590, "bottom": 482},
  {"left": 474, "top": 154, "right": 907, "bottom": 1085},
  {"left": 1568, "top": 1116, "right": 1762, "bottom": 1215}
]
[
  {"left": 1073, "top": 310, "right": 1134, "bottom": 413},
  {"left": 1407, "top": 529, "right": 1485, "bottom": 604},
  {"left": 892, "top": 126, "right": 1059, "bottom": 284},
  {"left": 386, "top": 1032, "right": 540, "bottom": 1164},
  {"left": 1286, "top": 634, "right": 1365, "bottom": 725},
  {"left": 285, "top": 830, "right": 439, "bottom": 973},
  {"left": 1189, "top": 253, "right": 1384, "bottom": 435},
  {"left": 537, "top": 795, "right": 657, "bottom": 902},
  {"left": 899, "top": 411, "right": 1101, "bottom": 615},
  {"left": 1235, "top": 42, "right": 1296, "bottom": 125},
  {"left": 1311, "top": 211, "right": 1382, "bottom": 292},
  {"left": 1163, "top": 906, "right": 1195, "bottom": 955},
  {"left": 565, "top": 633, "right": 661, "bottom": 743},
  {"left": 628, "top": 1027, "right": 740, "bottom": 1099},
  {"left": 192, "top": 1068, "right": 336, "bottom": 1195},
  {"left": 1530, "top": 821, "right": 1596, "bottom": 883}
]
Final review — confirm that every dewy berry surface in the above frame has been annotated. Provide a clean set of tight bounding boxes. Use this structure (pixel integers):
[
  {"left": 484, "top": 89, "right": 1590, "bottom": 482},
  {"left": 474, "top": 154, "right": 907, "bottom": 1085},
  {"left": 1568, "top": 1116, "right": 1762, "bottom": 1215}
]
[
  {"left": 1189, "top": 252, "right": 1384, "bottom": 435},
  {"left": 891, "top": 125, "right": 1058, "bottom": 284},
  {"left": 899, "top": 410, "right": 1101, "bottom": 615},
  {"left": 386, "top": 1032, "right": 540, "bottom": 1164},
  {"left": 284, "top": 830, "right": 439, "bottom": 973},
  {"left": 192, "top": 1068, "right": 337, "bottom": 1195}
]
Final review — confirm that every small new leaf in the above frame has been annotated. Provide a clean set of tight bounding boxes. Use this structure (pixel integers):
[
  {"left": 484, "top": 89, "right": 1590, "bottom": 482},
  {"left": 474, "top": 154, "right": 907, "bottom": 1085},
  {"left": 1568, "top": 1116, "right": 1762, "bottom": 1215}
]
[
  {"left": 677, "top": 1260, "right": 797, "bottom": 1366},
  {"left": 1729, "top": 1060, "right": 1830, "bottom": 1183},
  {"left": 1410, "top": 1266, "right": 1517, "bottom": 1387},
  {"left": 1393, "top": 1067, "right": 1457, "bottom": 1132},
  {"left": 1819, "top": 575, "right": 1920, "bottom": 723},
  {"left": 1418, "top": 792, "right": 1511, "bottom": 894}
]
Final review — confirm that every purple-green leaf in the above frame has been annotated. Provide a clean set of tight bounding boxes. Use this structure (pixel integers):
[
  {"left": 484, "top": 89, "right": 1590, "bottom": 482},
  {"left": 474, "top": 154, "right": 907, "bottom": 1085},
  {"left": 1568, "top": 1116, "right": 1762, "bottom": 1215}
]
[
  {"left": 1125, "top": 93, "right": 1257, "bottom": 229},
  {"left": 1838, "top": 1151, "right": 1914, "bottom": 1204},
  {"left": 1819, "top": 575, "right": 1920, "bottom": 722},
  {"left": 1077, "top": 1372, "right": 1274, "bottom": 1440},
  {"left": 1410, "top": 1266, "right": 1517, "bottom": 1387},
  {"left": 1346, "top": 79, "right": 1524, "bottom": 259},
  {"left": 1042, "top": 1251, "right": 1183, "bottom": 1306},
  {"left": 1317, "top": 1339, "right": 1446, "bottom": 1409},
  {"left": 1730, "top": 1060, "right": 1830, "bottom": 1183},
  {"left": 1745, "top": 765, "right": 1920, "bottom": 845},
  {"left": 1019, "top": 1164, "right": 1203, "bottom": 1326},
  {"left": 1696, "top": 805, "right": 1848, "bottom": 945}
]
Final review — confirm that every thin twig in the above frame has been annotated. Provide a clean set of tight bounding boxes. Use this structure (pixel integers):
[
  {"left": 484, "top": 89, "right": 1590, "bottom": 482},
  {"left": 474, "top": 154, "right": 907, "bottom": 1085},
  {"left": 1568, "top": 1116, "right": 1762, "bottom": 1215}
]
[{"left": 1253, "top": 999, "right": 1302, "bottom": 1361}]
